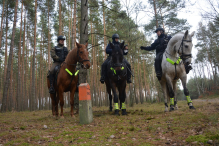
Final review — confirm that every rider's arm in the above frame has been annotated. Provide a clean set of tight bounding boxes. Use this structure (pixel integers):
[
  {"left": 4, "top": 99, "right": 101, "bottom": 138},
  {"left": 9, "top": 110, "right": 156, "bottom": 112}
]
[
  {"left": 140, "top": 40, "right": 158, "bottom": 51},
  {"left": 51, "top": 47, "right": 60, "bottom": 62},
  {"left": 106, "top": 44, "right": 112, "bottom": 55}
]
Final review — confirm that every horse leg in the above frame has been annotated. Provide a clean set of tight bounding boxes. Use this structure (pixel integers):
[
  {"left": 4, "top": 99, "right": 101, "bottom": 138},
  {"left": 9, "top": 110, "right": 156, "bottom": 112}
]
[
  {"left": 160, "top": 81, "right": 168, "bottom": 112},
  {"left": 106, "top": 82, "right": 113, "bottom": 111},
  {"left": 173, "top": 81, "right": 178, "bottom": 110},
  {"left": 54, "top": 92, "right": 59, "bottom": 117},
  {"left": 119, "top": 82, "right": 127, "bottom": 115},
  {"left": 166, "top": 76, "right": 175, "bottom": 111},
  {"left": 70, "top": 85, "right": 77, "bottom": 117},
  {"left": 58, "top": 91, "right": 65, "bottom": 118},
  {"left": 180, "top": 75, "right": 195, "bottom": 109},
  {"left": 50, "top": 94, "right": 55, "bottom": 117},
  {"left": 110, "top": 81, "right": 119, "bottom": 115}
]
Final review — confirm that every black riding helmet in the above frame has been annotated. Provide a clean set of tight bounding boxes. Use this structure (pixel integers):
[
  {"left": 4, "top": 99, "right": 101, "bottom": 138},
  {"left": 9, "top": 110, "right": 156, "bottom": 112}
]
[
  {"left": 57, "top": 35, "right": 66, "bottom": 42},
  {"left": 112, "top": 34, "right": 119, "bottom": 39},
  {"left": 154, "top": 25, "right": 165, "bottom": 33}
]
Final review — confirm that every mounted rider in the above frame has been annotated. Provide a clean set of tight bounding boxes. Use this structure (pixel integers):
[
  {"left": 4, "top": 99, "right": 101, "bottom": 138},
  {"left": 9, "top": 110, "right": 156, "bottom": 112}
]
[
  {"left": 100, "top": 34, "right": 132, "bottom": 84},
  {"left": 140, "top": 26, "right": 192, "bottom": 80},
  {"left": 49, "top": 35, "right": 69, "bottom": 94}
]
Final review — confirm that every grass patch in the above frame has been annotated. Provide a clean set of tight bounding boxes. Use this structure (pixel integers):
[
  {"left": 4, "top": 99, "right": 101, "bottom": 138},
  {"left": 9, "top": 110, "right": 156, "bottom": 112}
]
[
  {"left": 186, "top": 135, "right": 208, "bottom": 143},
  {"left": 0, "top": 99, "right": 219, "bottom": 145}
]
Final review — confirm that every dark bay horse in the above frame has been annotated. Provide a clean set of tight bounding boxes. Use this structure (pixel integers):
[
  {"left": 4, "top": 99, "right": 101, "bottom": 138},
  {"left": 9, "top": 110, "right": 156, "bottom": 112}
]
[
  {"left": 105, "top": 41, "right": 127, "bottom": 115},
  {"left": 47, "top": 42, "right": 90, "bottom": 118}
]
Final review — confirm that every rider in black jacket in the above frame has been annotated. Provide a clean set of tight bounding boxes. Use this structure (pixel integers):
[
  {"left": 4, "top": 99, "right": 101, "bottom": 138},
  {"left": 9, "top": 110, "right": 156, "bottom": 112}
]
[
  {"left": 140, "top": 26, "right": 171, "bottom": 80},
  {"left": 100, "top": 34, "right": 132, "bottom": 84}
]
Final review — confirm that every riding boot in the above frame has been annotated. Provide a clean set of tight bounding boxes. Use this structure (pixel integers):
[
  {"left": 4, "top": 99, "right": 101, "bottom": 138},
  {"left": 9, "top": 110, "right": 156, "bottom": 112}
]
[
  {"left": 185, "top": 64, "right": 192, "bottom": 74},
  {"left": 155, "top": 59, "right": 162, "bottom": 80},
  {"left": 49, "top": 73, "right": 55, "bottom": 94},
  {"left": 127, "top": 64, "right": 132, "bottom": 84},
  {"left": 100, "top": 64, "right": 105, "bottom": 84}
]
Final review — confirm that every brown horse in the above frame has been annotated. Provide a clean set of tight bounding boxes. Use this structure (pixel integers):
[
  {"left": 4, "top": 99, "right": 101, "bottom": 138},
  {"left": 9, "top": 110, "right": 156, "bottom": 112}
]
[{"left": 47, "top": 42, "right": 90, "bottom": 118}]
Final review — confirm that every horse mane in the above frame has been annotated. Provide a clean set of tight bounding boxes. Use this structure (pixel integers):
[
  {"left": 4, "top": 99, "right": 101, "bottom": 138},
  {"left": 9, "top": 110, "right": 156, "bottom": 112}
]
[{"left": 65, "top": 46, "right": 78, "bottom": 63}]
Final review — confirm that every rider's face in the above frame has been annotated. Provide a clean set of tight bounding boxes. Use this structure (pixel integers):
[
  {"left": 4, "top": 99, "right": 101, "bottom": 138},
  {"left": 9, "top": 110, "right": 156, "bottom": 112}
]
[
  {"left": 115, "top": 38, "right": 119, "bottom": 42},
  {"left": 59, "top": 40, "right": 65, "bottom": 45},
  {"left": 157, "top": 31, "right": 161, "bottom": 36}
]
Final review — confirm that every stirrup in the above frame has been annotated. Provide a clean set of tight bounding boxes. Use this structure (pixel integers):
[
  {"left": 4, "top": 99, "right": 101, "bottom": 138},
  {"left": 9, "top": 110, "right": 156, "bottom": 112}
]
[
  {"left": 100, "top": 76, "right": 105, "bottom": 84},
  {"left": 156, "top": 73, "right": 162, "bottom": 80},
  {"left": 127, "top": 78, "right": 132, "bottom": 84},
  {"left": 49, "top": 86, "right": 55, "bottom": 94},
  {"left": 185, "top": 65, "right": 192, "bottom": 74}
]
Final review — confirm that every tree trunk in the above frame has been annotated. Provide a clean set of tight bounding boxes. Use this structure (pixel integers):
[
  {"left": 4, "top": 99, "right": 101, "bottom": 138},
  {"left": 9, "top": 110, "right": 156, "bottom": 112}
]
[
  {"left": 102, "top": 0, "right": 107, "bottom": 59},
  {"left": 47, "top": 0, "right": 51, "bottom": 69},
  {"left": 4, "top": 2, "right": 8, "bottom": 86},
  {"left": 153, "top": 0, "right": 158, "bottom": 28},
  {"left": 59, "top": 0, "right": 62, "bottom": 35},
  {"left": 1, "top": 0, "right": 18, "bottom": 112},
  {"left": 79, "top": 0, "right": 88, "bottom": 83},
  {"left": 72, "top": 0, "right": 77, "bottom": 49},
  {"left": 17, "top": 0, "right": 23, "bottom": 111},
  {"left": 22, "top": 9, "right": 26, "bottom": 111},
  {"left": 31, "top": 0, "right": 37, "bottom": 111},
  {"left": 0, "top": 0, "right": 5, "bottom": 50}
]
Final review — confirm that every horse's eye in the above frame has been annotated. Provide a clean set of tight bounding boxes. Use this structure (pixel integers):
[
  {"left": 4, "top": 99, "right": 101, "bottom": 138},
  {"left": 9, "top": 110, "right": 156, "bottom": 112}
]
[
  {"left": 80, "top": 51, "right": 83, "bottom": 54},
  {"left": 185, "top": 45, "right": 188, "bottom": 48}
]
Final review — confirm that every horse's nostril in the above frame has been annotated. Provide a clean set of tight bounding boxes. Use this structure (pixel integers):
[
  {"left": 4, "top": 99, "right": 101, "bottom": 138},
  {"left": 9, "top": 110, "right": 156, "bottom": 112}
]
[{"left": 86, "top": 64, "right": 89, "bottom": 68}]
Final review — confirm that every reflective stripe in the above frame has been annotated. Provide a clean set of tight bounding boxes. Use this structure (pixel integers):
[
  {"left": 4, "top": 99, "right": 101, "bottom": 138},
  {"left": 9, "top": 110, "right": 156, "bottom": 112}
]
[
  {"left": 114, "top": 103, "right": 119, "bottom": 110},
  {"left": 65, "top": 68, "right": 73, "bottom": 76},
  {"left": 170, "top": 98, "right": 174, "bottom": 105},
  {"left": 166, "top": 57, "right": 181, "bottom": 65},
  {"left": 74, "top": 70, "right": 79, "bottom": 76},
  {"left": 121, "top": 66, "right": 124, "bottom": 70},
  {"left": 186, "top": 96, "right": 192, "bottom": 103},
  {"left": 121, "top": 102, "right": 126, "bottom": 109},
  {"left": 110, "top": 67, "right": 116, "bottom": 74}
]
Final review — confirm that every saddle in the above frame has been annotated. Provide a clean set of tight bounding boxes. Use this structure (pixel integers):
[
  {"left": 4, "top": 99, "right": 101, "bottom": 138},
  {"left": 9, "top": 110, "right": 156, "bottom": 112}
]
[{"left": 47, "top": 65, "right": 79, "bottom": 92}]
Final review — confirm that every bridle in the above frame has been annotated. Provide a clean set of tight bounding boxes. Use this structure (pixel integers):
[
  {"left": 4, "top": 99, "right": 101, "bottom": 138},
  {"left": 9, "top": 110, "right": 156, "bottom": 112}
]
[
  {"left": 63, "top": 47, "right": 90, "bottom": 66},
  {"left": 178, "top": 36, "right": 192, "bottom": 62}
]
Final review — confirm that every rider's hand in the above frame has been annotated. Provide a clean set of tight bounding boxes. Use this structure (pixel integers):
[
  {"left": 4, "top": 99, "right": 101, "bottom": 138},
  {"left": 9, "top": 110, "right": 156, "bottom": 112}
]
[{"left": 140, "top": 46, "right": 144, "bottom": 50}]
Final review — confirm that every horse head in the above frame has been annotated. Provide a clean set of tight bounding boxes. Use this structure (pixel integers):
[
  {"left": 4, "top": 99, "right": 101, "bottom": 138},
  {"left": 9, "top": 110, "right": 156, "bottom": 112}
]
[
  {"left": 110, "top": 41, "right": 125, "bottom": 71},
  {"left": 76, "top": 42, "right": 91, "bottom": 69},
  {"left": 178, "top": 30, "right": 195, "bottom": 65}
]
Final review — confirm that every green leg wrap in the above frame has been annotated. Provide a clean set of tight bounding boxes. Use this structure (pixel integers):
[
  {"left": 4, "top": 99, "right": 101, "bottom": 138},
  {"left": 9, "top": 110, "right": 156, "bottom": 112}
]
[
  {"left": 186, "top": 96, "right": 192, "bottom": 103},
  {"left": 170, "top": 98, "right": 174, "bottom": 105},
  {"left": 114, "top": 103, "right": 119, "bottom": 110},
  {"left": 121, "top": 102, "right": 126, "bottom": 109}
]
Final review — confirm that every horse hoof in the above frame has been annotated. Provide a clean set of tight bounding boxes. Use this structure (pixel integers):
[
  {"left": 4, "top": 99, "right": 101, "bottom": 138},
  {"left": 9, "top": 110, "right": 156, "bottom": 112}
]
[
  {"left": 169, "top": 107, "right": 174, "bottom": 111},
  {"left": 189, "top": 106, "right": 196, "bottom": 110},
  {"left": 114, "top": 110, "right": 120, "bottom": 116},
  {"left": 122, "top": 109, "right": 127, "bottom": 115}
]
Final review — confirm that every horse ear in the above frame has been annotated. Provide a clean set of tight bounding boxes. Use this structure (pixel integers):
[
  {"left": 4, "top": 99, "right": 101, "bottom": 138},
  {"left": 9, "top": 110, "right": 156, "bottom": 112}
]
[
  {"left": 120, "top": 41, "right": 125, "bottom": 49},
  {"left": 76, "top": 41, "right": 81, "bottom": 48},
  {"left": 85, "top": 42, "right": 88, "bottom": 48},
  {"left": 184, "top": 30, "right": 189, "bottom": 38},
  {"left": 190, "top": 31, "right": 195, "bottom": 38}
]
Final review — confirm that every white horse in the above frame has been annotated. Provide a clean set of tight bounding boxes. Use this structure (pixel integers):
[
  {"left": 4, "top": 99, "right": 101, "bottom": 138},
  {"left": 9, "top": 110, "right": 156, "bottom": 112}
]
[{"left": 161, "top": 30, "right": 195, "bottom": 112}]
